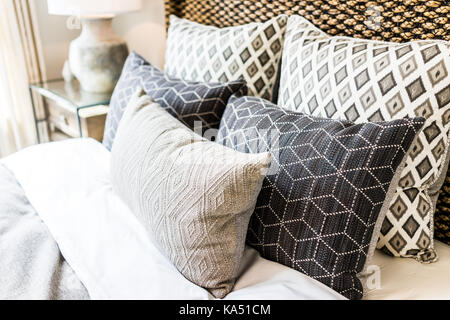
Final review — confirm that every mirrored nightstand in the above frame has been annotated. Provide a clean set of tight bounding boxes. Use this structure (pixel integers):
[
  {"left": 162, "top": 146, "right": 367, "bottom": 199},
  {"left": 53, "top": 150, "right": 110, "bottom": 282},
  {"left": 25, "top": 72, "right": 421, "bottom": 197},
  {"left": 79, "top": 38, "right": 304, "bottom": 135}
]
[{"left": 29, "top": 79, "right": 112, "bottom": 143}]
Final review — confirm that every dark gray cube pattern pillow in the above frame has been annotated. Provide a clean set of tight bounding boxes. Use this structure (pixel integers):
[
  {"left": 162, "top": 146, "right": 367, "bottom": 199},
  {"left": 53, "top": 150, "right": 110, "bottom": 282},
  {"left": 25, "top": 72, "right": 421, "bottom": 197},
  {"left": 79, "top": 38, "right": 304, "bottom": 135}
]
[
  {"left": 217, "top": 95, "right": 425, "bottom": 299},
  {"left": 103, "top": 51, "right": 247, "bottom": 150}
]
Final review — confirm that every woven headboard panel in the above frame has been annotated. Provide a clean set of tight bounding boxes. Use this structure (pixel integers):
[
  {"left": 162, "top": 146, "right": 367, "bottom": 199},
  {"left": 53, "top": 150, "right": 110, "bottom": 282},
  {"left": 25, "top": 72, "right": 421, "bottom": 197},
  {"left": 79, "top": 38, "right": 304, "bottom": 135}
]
[{"left": 164, "top": 0, "right": 449, "bottom": 42}]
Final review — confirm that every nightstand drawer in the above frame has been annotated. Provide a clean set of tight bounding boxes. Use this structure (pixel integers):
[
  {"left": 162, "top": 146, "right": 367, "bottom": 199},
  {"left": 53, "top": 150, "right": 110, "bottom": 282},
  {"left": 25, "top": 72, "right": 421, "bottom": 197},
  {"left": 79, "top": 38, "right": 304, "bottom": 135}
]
[
  {"left": 46, "top": 98, "right": 108, "bottom": 142},
  {"left": 47, "top": 99, "right": 79, "bottom": 137}
]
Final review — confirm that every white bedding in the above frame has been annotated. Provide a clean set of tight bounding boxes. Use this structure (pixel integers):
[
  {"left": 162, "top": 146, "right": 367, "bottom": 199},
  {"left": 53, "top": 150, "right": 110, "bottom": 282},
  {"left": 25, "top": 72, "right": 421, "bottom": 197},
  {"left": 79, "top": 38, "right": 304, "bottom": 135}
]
[{"left": 2, "top": 138, "right": 344, "bottom": 300}]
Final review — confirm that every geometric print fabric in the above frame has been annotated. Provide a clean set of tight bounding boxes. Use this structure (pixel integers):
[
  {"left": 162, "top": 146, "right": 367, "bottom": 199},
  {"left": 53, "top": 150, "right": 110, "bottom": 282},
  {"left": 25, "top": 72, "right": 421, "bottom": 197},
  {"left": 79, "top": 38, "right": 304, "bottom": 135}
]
[
  {"left": 218, "top": 94, "right": 425, "bottom": 299},
  {"left": 110, "top": 89, "right": 271, "bottom": 298},
  {"left": 164, "top": 15, "right": 287, "bottom": 102},
  {"left": 278, "top": 15, "right": 450, "bottom": 262},
  {"left": 102, "top": 52, "right": 246, "bottom": 151}
]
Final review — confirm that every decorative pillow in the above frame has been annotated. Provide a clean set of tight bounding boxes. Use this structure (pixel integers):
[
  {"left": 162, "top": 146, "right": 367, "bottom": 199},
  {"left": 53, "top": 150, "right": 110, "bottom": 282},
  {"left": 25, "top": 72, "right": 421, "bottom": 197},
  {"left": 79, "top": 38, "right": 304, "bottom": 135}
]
[
  {"left": 278, "top": 15, "right": 450, "bottom": 262},
  {"left": 164, "top": 15, "right": 287, "bottom": 102},
  {"left": 217, "top": 95, "right": 424, "bottom": 299},
  {"left": 102, "top": 51, "right": 246, "bottom": 150},
  {"left": 110, "top": 89, "right": 271, "bottom": 298}
]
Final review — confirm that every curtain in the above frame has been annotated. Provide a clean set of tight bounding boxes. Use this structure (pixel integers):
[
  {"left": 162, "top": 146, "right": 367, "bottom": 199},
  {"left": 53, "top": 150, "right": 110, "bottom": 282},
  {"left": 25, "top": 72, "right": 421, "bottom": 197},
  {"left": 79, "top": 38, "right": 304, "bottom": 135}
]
[{"left": 0, "top": 0, "right": 46, "bottom": 158}]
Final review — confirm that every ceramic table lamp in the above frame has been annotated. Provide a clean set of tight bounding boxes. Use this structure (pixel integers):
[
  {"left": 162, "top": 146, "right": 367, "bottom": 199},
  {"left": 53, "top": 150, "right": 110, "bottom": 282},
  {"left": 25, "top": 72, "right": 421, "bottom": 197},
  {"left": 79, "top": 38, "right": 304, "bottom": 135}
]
[{"left": 47, "top": 0, "right": 142, "bottom": 93}]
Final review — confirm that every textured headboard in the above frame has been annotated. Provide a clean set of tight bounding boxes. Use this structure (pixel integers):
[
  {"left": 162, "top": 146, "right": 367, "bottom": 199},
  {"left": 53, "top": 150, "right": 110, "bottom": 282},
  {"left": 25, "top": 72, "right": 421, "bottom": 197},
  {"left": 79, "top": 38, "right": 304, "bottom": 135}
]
[{"left": 164, "top": 0, "right": 449, "bottom": 42}]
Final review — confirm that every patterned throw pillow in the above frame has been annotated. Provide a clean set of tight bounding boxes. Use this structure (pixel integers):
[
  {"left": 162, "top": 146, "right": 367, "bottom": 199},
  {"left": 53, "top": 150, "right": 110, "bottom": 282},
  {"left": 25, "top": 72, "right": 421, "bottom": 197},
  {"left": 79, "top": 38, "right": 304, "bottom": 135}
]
[
  {"left": 278, "top": 15, "right": 450, "bottom": 262},
  {"left": 102, "top": 52, "right": 246, "bottom": 150},
  {"left": 111, "top": 89, "right": 271, "bottom": 298},
  {"left": 164, "top": 15, "right": 287, "bottom": 102},
  {"left": 217, "top": 95, "right": 424, "bottom": 299}
]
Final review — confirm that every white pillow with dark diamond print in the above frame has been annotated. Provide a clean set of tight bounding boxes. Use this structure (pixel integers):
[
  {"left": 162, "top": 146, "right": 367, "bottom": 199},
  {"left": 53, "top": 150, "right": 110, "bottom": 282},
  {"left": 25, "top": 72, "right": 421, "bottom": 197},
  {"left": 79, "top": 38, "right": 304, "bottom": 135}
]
[
  {"left": 165, "top": 15, "right": 287, "bottom": 101},
  {"left": 278, "top": 15, "right": 450, "bottom": 262}
]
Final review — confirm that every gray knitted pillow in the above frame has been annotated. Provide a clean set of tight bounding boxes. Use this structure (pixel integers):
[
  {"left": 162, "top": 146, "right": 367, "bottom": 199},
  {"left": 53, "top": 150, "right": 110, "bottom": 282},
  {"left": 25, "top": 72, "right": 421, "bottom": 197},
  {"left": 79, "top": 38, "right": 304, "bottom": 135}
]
[
  {"left": 110, "top": 89, "right": 270, "bottom": 298},
  {"left": 217, "top": 95, "right": 425, "bottom": 299}
]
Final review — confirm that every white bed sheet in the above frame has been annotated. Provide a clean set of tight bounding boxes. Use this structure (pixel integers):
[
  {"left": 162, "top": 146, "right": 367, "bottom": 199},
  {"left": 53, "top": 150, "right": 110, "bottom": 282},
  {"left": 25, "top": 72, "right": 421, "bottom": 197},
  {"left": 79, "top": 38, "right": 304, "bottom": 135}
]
[
  {"left": 2, "top": 138, "right": 344, "bottom": 300},
  {"left": 364, "top": 241, "right": 450, "bottom": 300}
]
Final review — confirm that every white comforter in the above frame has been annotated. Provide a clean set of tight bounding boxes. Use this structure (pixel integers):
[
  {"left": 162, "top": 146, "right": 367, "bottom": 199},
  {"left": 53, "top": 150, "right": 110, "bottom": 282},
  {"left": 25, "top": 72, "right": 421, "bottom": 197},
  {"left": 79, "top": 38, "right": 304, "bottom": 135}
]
[{"left": 2, "top": 139, "right": 344, "bottom": 300}]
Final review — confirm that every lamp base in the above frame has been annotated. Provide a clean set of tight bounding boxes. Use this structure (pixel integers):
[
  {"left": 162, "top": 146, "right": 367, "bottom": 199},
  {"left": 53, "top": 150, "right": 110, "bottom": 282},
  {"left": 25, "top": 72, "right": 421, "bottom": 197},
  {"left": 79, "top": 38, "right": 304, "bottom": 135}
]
[{"left": 68, "top": 17, "right": 129, "bottom": 93}]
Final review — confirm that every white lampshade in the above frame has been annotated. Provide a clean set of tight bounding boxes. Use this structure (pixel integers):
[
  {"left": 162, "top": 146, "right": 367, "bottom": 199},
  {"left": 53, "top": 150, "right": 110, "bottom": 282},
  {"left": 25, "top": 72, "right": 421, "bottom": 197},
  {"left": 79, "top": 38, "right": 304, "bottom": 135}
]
[{"left": 47, "top": 0, "right": 142, "bottom": 16}]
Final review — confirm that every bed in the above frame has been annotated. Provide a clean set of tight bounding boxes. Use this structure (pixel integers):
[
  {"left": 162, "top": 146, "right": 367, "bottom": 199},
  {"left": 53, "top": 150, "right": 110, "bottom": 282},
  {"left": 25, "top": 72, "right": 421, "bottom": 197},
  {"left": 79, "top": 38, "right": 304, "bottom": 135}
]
[
  {"left": 2, "top": 138, "right": 450, "bottom": 300},
  {"left": 0, "top": 138, "right": 343, "bottom": 300},
  {"left": 1, "top": 0, "right": 449, "bottom": 300}
]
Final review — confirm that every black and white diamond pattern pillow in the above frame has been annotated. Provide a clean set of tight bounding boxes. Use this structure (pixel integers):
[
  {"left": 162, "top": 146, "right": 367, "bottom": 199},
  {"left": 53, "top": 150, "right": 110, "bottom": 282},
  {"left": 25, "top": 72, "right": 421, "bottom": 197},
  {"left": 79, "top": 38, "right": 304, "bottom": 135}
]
[
  {"left": 164, "top": 15, "right": 287, "bottom": 102},
  {"left": 278, "top": 15, "right": 450, "bottom": 262}
]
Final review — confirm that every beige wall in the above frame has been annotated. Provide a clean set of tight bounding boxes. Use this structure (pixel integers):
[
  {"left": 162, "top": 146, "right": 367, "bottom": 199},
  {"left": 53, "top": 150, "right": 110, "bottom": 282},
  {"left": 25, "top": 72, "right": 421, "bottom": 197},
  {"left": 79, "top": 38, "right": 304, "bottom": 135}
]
[{"left": 34, "top": 0, "right": 167, "bottom": 80}]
